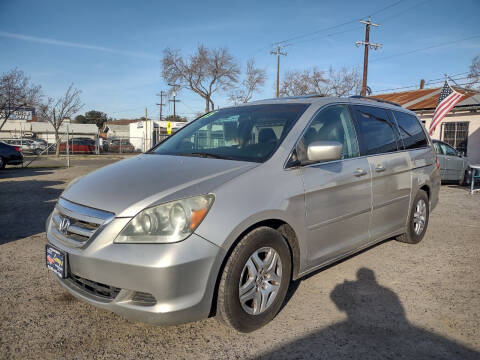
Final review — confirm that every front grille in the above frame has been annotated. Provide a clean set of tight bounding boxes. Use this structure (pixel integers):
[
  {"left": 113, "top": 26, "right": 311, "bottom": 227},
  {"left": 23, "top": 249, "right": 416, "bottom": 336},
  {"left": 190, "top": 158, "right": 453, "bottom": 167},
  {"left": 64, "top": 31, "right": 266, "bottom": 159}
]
[
  {"left": 70, "top": 274, "right": 121, "bottom": 300},
  {"left": 50, "top": 198, "right": 114, "bottom": 248}
]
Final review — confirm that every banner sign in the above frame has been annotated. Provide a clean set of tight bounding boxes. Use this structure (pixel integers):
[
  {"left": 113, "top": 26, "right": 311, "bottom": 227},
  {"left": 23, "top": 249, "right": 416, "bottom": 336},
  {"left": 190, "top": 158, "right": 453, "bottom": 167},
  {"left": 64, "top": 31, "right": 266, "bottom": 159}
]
[{"left": 0, "top": 108, "right": 35, "bottom": 121}]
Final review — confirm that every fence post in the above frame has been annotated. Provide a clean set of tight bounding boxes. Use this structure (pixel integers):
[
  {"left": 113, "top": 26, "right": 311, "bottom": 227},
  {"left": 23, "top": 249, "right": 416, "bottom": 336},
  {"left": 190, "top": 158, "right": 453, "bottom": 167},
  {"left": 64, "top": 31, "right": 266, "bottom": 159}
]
[{"left": 66, "top": 124, "right": 70, "bottom": 168}]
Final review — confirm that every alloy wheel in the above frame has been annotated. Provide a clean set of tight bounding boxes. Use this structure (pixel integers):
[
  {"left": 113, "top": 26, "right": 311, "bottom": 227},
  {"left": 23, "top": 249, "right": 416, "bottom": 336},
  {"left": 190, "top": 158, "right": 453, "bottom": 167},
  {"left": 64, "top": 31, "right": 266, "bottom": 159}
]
[
  {"left": 413, "top": 199, "right": 427, "bottom": 235},
  {"left": 238, "top": 247, "right": 282, "bottom": 315}
]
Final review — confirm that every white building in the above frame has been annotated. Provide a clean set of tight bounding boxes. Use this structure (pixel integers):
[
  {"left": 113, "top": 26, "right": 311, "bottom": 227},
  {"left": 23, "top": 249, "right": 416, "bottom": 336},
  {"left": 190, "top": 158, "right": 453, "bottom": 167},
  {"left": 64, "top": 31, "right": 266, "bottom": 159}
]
[
  {"left": 129, "top": 120, "right": 186, "bottom": 151},
  {"left": 0, "top": 119, "right": 98, "bottom": 143}
]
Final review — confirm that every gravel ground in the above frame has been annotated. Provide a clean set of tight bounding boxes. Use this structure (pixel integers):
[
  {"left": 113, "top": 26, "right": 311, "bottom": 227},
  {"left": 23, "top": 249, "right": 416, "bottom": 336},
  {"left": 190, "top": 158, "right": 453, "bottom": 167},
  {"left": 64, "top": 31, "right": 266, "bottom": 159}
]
[{"left": 1, "top": 162, "right": 479, "bottom": 359}]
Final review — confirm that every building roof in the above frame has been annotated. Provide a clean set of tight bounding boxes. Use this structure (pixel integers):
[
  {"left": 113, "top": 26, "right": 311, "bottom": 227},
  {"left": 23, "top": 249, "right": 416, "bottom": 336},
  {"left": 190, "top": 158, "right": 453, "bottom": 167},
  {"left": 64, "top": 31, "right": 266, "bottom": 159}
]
[
  {"left": 372, "top": 87, "right": 479, "bottom": 111},
  {"left": 105, "top": 119, "right": 141, "bottom": 125}
]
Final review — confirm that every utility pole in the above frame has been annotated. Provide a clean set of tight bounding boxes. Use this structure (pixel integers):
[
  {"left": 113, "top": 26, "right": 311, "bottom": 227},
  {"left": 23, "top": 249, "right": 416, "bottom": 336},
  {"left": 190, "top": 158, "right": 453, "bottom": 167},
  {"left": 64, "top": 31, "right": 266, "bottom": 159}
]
[
  {"left": 168, "top": 83, "right": 181, "bottom": 119},
  {"left": 356, "top": 17, "right": 382, "bottom": 96},
  {"left": 270, "top": 45, "right": 287, "bottom": 98},
  {"left": 145, "top": 107, "right": 148, "bottom": 151},
  {"left": 156, "top": 91, "right": 166, "bottom": 121}
]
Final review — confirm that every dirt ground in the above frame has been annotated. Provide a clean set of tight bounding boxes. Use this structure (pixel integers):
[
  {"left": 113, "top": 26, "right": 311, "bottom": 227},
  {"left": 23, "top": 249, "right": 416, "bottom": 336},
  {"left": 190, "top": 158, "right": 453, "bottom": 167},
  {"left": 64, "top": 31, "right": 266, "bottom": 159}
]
[{"left": 1, "top": 161, "right": 479, "bottom": 359}]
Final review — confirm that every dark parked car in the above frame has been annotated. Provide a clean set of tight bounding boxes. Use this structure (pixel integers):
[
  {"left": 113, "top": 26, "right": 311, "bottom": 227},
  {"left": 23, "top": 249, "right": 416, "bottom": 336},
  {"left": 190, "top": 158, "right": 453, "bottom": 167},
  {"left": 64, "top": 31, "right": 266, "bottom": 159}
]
[{"left": 0, "top": 141, "right": 24, "bottom": 169}]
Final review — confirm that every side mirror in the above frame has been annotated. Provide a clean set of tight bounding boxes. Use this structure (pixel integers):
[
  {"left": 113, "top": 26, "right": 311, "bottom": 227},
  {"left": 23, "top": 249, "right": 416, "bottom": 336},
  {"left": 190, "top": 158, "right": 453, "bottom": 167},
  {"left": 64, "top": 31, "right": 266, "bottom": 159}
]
[{"left": 307, "top": 141, "right": 343, "bottom": 163}]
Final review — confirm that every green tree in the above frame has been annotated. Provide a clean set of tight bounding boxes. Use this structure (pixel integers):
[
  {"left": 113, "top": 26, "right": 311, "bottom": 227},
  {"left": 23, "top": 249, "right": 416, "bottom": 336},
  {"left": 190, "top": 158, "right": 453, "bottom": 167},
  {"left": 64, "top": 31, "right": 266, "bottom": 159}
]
[
  {"left": 74, "top": 114, "right": 87, "bottom": 123},
  {"left": 85, "top": 110, "right": 108, "bottom": 129}
]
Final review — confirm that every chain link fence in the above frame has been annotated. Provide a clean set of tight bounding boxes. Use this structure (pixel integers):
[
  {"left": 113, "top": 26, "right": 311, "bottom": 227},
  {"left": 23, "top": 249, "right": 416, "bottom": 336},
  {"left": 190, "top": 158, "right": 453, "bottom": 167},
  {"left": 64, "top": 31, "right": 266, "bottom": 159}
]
[{"left": 1, "top": 130, "right": 171, "bottom": 157}]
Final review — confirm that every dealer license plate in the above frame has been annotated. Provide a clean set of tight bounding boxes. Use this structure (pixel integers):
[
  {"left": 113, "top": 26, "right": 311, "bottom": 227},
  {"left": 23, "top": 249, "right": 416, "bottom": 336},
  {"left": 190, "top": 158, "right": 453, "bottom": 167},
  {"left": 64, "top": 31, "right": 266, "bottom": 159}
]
[{"left": 46, "top": 244, "right": 67, "bottom": 278}]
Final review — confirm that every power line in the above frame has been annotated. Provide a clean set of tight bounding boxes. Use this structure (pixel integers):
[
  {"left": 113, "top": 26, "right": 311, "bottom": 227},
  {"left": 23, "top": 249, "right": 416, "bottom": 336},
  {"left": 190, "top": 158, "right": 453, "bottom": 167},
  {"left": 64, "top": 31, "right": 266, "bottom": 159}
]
[
  {"left": 274, "top": 0, "right": 405, "bottom": 47},
  {"left": 370, "top": 34, "right": 480, "bottom": 62},
  {"left": 376, "top": 0, "right": 432, "bottom": 22},
  {"left": 248, "top": 0, "right": 422, "bottom": 56},
  {"left": 283, "top": 27, "right": 358, "bottom": 48},
  {"left": 372, "top": 74, "right": 471, "bottom": 93}
]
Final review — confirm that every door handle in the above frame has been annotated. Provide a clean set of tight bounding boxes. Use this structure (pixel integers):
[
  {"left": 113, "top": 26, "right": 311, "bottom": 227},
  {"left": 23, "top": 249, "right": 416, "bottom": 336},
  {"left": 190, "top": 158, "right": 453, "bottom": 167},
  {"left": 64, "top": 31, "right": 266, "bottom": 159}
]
[
  {"left": 354, "top": 168, "right": 368, "bottom": 177},
  {"left": 375, "top": 165, "right": 386, "bottom": 172}
]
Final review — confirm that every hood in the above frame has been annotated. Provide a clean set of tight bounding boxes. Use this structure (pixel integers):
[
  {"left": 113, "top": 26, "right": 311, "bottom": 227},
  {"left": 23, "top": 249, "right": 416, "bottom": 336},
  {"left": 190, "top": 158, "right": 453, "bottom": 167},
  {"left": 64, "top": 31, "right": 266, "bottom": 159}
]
[{"left": 62, "top": 154, "right": 258, "bottom": 217}]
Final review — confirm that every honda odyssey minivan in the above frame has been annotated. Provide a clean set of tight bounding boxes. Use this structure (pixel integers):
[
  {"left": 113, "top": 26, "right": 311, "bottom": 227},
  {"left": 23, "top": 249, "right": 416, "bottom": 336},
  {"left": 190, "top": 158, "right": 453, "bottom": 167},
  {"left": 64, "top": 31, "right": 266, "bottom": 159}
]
[{"left": 45, "top": 95, "right": 440, "bottom": 332}]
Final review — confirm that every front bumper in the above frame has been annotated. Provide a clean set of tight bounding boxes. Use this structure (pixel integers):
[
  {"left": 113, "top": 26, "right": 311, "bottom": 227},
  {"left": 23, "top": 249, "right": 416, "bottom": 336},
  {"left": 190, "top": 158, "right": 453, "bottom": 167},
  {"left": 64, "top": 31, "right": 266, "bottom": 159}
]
[{"left": 47, "top": 216, "right": 225, "bottom": 326}]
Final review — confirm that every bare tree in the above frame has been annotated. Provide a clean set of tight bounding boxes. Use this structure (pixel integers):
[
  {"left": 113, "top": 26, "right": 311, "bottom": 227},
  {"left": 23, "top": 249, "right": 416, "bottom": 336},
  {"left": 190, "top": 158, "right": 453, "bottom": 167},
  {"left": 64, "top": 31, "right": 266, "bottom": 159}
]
[
  {"left": 229, "top": 59, "right": 266, "bottom": 105},
  {"left": 279, "top": 67, "right": 327, "bottom": 97},
  {"left": 162, "top": 45, "right": 240, "bottom": 112},
  {"left": 39, "top": 84, "right": 83, "bottom": 156},
  {"left": 466, "top": 55, "right": 480, "bottom": 90},
  {"left": 0, "top": 68, "right": 42, "bottom": 130},
  {"left": 279, "top": 66, "right": 361, "bottom": 97}
]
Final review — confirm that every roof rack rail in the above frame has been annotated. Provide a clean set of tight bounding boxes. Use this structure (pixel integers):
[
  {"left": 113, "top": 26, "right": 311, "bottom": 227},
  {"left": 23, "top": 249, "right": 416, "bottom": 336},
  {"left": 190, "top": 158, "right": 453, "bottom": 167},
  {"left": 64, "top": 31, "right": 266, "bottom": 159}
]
[
  {"left": 261, "top": 94, "right": 326, "bottom": 101},
  {"left": 350, "top": 95, "right": 402, "bottom": 107}
]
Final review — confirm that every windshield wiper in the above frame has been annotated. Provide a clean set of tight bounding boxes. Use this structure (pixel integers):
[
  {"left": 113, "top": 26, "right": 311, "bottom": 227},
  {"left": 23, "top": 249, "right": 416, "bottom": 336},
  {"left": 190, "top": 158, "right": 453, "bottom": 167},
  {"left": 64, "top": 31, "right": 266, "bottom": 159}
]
[{"left": 178, "top": 152, "right": 232, "bottom": 160}]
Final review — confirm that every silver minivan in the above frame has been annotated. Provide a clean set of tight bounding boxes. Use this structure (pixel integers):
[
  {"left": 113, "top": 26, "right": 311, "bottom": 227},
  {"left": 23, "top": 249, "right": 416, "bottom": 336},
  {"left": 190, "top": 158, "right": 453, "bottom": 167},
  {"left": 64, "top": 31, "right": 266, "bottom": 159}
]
[{"left": 45, "top": 96, "right": 440, "bottom": 332}]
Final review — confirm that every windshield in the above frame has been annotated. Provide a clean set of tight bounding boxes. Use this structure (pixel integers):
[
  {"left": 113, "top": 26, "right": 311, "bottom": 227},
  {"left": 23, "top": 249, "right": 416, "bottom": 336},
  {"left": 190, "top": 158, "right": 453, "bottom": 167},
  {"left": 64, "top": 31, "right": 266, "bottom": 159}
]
[{"left": 150, "top": 103, "right": 309, "bottom": 162}]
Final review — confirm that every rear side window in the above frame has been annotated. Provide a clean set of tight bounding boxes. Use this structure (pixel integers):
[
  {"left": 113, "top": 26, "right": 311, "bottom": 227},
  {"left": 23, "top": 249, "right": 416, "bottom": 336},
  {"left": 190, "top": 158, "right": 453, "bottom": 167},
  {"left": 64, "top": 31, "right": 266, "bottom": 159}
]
[
  {"left": 351, "top": 105, "right": 398, "bottom": 156},
  {"left": 393, "top": 111, "right": 428, "bottom": 149}
]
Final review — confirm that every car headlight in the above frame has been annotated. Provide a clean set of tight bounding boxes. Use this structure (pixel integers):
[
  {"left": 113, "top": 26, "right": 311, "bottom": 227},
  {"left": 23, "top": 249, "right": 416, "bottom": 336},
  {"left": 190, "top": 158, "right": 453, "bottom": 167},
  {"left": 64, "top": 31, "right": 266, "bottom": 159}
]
[{"left": 114, "top": 194, "right": 214, "bottom": 243}]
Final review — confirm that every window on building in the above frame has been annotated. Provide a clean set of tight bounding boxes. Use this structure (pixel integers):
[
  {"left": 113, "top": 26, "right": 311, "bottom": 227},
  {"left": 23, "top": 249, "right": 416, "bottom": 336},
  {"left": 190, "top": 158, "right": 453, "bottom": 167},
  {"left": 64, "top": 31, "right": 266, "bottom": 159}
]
[{"left": 441, "top": 122, "right": 469, "bottom": 155}]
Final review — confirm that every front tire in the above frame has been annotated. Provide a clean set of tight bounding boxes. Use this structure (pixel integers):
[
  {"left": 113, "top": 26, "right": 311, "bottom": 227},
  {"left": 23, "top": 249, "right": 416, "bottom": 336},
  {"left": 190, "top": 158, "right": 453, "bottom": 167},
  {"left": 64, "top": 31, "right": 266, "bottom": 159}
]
[
  {"left": 216, "top": 227, "right": 291, "bottom": 332},
  {"left": 0, "top": 156, "right": 5, "bottom": 169},
  {"left": 396, "top": 189, "right": 429, "bottom": 244}
]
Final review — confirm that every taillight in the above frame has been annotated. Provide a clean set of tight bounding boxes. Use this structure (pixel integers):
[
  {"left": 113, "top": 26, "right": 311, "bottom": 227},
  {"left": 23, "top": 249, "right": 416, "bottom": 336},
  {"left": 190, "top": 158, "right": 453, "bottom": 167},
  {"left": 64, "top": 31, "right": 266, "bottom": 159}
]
[
  {"left": 14, "top": 146, "right": 21, "bottom": 153},
  {"left": 435, "top": 154, "right": 440, "bottom": 169}
]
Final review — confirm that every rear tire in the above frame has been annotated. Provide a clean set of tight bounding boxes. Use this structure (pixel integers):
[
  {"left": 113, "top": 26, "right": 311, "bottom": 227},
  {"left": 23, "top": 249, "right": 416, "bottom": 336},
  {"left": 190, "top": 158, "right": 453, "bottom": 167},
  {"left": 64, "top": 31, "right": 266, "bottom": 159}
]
[
  {"left": 0, "top": 157, "right": 5, "bottom": 169},
  {"left": 216, "top": 227, "right": 291, "bottom": 332},
  {"left": 460, "top": 168, "right": 471, "bottom": 186},
  {"left": 396, "top": 189, "right": 429, "bottom": 244}
]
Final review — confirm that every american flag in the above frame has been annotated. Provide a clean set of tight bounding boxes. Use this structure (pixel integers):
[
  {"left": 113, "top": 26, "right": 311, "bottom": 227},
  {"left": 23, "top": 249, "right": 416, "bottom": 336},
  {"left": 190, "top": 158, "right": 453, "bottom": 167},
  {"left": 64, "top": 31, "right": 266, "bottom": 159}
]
[{"left": 429, "top": 81, "right": 464, "bottom": 136}]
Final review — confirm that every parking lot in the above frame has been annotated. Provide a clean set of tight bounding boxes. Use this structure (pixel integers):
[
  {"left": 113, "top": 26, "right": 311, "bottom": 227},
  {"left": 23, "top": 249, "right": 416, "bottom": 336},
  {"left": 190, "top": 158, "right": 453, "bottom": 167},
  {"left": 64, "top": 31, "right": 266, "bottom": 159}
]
[{"left": 1, "top": 160, "right": 479, "bottom": 360}]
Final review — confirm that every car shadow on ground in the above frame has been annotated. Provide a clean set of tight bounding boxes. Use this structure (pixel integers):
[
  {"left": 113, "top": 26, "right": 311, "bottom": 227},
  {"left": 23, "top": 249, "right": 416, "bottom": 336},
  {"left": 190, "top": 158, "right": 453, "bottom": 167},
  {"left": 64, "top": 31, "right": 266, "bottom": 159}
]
[
  {"left": 258, "top": 267, "right": 479, "bottom": 360},
  {"left": 282, "top": 239, "right": 391, "bottom": 310},
  {"left": 1, "top": 167, "right": 56, "bottom": 179},
  {"left": 0, "top": 176, "right": 64, "bottom": 244}
]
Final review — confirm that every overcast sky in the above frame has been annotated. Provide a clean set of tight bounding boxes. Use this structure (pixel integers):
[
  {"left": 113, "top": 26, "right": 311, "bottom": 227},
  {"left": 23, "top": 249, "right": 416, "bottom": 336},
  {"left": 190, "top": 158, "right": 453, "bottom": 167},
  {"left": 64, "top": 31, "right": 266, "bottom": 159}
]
[{"left": 1, "top": 0, "right": 479, "bottom": 120}]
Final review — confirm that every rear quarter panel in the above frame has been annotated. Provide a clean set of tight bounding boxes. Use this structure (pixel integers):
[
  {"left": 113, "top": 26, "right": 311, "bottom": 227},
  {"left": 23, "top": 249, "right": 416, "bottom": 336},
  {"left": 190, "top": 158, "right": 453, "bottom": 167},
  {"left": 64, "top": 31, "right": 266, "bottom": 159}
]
[{"left": 408, "top": 147, "right": 440, "bottom": 212}]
